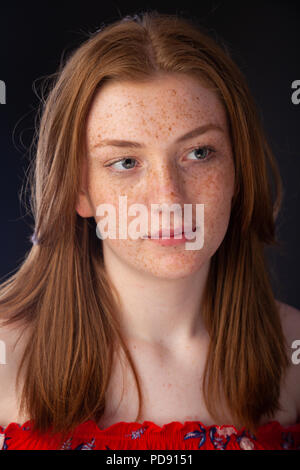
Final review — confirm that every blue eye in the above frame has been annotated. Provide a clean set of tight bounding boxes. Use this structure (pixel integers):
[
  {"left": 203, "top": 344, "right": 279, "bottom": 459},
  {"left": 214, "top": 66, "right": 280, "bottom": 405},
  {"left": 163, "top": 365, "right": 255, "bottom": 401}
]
[
  {"left": 107, "top": 158, "right": 137, "bottom": 171},
  {"left": 105, "top": 145, "right": 215, "bottom": 173},
  {"left": 186, "top": 146, "right": 215, "bottom": 161}
]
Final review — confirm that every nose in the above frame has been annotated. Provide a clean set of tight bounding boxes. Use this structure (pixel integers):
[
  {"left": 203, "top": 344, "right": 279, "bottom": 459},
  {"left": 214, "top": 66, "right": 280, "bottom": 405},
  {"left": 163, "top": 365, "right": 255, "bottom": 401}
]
[
  {"left": 148, "top": 159, "right": 186, "bottom": 207},
  {"left": 145, "top": 159, "right": 189, "bottom": 227}
]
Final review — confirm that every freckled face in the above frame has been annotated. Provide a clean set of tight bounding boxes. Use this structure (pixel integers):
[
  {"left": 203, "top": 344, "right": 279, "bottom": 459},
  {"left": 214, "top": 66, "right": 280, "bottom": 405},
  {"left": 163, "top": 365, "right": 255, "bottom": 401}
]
[{"left": 76, "top": 73, "right": 235, "bottom": 279}]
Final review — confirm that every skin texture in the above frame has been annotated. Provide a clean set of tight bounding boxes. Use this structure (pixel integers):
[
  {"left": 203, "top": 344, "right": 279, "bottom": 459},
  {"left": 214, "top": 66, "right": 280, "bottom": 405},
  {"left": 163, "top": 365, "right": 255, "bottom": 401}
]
[{"left": 76, "top": 72, "right": 235, "bottom": 352}]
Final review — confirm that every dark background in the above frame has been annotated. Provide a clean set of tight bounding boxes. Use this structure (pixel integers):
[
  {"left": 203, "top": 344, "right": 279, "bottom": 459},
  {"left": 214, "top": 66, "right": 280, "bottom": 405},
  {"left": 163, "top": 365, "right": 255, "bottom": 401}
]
[{"left": 0, "top": 1, "right": 299, "bottom": 308}]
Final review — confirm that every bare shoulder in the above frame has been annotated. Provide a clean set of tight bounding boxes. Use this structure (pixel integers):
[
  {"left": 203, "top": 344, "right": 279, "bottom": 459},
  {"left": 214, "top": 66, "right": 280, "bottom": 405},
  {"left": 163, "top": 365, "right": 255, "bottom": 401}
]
[
  {"left": 0, "top": 317, "right": 29, "bottom": 384},
  {"left": 0, "top": 318, "right": 31, "bottom": 427},
  {"left": 275, "top": 299, "right": 300, "bottom": 340},
  {"left": 275, "top": 299, "right": 300, "bottom": 419},
  {"left": 0, "top": 318, "right": 28, "bottom": 354}
]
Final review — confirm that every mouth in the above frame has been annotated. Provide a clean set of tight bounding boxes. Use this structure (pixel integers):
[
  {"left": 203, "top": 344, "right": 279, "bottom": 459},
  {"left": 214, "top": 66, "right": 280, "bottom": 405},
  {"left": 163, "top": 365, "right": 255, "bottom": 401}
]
[{"left": 144, "top": 226, "right": 197, "bottom": 239}]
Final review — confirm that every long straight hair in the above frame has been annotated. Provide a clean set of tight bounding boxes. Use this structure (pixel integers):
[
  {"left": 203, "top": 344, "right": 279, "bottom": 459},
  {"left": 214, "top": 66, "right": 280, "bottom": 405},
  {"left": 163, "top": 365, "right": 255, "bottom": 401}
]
[{"left": 0, "top": 10, "right": 289, "bottom": 440}]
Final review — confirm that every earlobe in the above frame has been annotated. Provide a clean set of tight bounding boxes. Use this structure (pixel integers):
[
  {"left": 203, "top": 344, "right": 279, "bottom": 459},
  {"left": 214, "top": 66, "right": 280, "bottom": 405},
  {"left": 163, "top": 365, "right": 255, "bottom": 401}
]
[
  {"left": 75, "top": 189, "right": 94, "bottom": 218},
  {"left": 76, "top": 155, "right": 94, "bottom": 218}
]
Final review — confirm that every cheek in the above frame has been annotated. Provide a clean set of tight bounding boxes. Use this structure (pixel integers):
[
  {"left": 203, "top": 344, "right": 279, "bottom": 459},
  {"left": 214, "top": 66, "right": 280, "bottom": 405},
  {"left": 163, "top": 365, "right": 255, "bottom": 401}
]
[
  {"left": 185, "top": 160, "right": 234, "bottom": 248},
  {"left": 90, "top": 183, "right": 143, "bottom": 243},
  {"left": 194, "top": 165, "right": 234, "bottom": 248}
]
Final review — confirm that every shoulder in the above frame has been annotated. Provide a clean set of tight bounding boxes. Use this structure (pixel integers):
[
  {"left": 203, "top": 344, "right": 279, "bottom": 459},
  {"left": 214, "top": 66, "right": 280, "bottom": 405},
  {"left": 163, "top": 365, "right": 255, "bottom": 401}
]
[
  {"left": 0, "top": 317, "right": 29, "bottom": 382},
  {"left": 275, "top": 299, "right": 300, "bottom": 341},
  {"left": 0, "top": 318, "right": 28, "bottom": 356},
  {"left": 275, "top": 299, "right": 300, "bottom": 420},
  {"left": 0, "top": 318, "right": 31, "bottom": 427}
]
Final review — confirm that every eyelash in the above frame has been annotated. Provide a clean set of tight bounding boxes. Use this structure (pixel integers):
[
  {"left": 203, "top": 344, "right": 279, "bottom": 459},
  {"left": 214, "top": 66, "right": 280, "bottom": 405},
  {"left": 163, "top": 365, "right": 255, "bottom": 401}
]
[{"left": 104, "top": 145, "right": 216, "bottom": 173}]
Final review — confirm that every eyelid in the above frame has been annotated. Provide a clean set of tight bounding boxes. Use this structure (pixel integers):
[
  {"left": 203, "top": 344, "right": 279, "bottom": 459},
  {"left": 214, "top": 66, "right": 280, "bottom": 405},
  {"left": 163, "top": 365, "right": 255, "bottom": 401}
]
[{"left": 104, "top": 144, "right": 217, "bottom": 172}]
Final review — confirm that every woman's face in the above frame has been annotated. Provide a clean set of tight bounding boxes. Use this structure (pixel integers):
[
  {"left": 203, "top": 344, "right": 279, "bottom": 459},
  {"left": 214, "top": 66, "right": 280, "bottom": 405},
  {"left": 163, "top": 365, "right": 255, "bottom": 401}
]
[{"left": 76, "top": 73, "right": 235, "bottom": 279}]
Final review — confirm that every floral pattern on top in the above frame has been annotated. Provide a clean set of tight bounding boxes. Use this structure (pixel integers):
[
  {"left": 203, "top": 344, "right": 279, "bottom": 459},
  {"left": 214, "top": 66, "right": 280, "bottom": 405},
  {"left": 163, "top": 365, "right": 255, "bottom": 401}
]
[{"left": 0, "top": 418, "right": 299, "bottom": 450}]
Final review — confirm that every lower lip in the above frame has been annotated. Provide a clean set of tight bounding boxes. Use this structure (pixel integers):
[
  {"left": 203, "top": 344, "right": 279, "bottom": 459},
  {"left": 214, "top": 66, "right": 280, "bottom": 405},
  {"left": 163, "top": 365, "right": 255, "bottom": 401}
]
[{"left": 145, "top": 228, "right": 197, "bottom": 246}]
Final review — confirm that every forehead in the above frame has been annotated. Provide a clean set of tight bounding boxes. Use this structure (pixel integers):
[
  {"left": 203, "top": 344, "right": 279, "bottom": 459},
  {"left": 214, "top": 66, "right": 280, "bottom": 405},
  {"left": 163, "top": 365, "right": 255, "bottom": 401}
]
[{"left": 86, "top": 73, "right": 227, "bottom": 142}]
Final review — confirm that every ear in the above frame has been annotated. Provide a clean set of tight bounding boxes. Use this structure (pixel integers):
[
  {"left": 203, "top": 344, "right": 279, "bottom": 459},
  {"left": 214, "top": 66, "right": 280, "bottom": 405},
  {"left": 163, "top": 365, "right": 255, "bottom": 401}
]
[
  {"left": 75, "top": 156, "right": 94, "bottom": 218},
  {"left": 75, "top": 189, "right": 95, "bottom": 218}
]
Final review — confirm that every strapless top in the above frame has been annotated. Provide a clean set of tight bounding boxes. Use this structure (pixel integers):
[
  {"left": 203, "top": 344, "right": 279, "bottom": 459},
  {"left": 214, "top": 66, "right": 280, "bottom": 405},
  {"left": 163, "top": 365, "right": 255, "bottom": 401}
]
[{"left": 0, "top": 418, "right": 300, "bottom": 450}]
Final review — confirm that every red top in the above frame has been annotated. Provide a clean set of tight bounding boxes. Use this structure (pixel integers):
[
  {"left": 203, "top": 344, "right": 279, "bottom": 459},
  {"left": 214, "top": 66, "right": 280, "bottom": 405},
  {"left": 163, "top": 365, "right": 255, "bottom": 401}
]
[{"left": 0, "top": 418, "right": 300, "bottom": 450}]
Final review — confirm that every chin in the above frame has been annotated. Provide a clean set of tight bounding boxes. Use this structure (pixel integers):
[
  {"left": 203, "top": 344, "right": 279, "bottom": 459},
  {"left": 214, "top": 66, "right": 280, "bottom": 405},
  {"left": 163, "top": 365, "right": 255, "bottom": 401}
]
[{"left": 135, "top": 256, "right": 207, "bottom": 280}]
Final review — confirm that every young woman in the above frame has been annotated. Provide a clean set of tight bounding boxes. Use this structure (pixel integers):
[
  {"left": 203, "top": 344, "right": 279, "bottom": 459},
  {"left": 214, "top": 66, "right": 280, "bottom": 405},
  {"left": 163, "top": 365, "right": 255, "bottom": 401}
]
[{"left": 0, "top": 10, "right": 299, "bottom": 451}]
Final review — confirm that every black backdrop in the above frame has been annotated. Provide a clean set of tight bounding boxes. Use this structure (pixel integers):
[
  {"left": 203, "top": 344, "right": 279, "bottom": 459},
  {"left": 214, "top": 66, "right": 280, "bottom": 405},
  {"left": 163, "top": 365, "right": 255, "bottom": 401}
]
[{"left": 0, "top": 0, "right": 299, "bottom": 309}]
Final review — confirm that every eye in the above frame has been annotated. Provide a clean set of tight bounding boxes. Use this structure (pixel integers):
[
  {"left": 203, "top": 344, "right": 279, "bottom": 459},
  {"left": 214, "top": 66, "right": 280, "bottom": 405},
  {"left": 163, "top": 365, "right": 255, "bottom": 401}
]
[
  {"left": 104, "top": 145, "right": 216, "bottom": 173},
  {"left": 186, "top": 146, "right": 215, "bottom": 162},
  {"left": 105, "top": 157, "right": 137, "bottom": 172}
]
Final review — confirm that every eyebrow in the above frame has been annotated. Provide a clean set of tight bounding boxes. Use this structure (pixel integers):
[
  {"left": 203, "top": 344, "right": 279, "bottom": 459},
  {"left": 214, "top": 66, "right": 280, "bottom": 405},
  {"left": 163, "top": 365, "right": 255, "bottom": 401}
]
[{"left": 91, "top": 123, "right": 224, "bottom": 150}]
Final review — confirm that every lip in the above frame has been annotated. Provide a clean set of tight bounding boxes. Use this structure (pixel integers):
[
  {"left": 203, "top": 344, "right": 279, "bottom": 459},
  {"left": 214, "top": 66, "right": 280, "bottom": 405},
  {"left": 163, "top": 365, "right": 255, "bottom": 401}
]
[{"left": 144, "top": 226, "right": 197, "bottom": 239}]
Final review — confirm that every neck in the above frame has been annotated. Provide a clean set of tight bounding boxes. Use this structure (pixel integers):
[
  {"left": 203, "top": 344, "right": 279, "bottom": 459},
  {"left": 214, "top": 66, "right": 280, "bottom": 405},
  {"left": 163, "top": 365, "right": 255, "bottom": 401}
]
[{"left": 102, "top": 245, "right": 210, "bottom": 350}]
